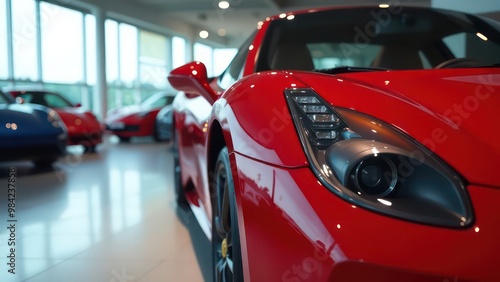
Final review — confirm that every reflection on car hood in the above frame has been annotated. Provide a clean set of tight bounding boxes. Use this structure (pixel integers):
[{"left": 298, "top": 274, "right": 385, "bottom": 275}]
[
  {"left": 106, "top": 105, "right": 149, "bottom": 118},
  {"left": 0, "top": 103, "right": 64, "bottom": 135},
  {"left": 293, "top": 68, "right": 500, "bottom": 186}
]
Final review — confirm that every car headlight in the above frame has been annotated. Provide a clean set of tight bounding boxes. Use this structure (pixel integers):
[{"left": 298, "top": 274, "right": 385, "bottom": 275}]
[
  {"left": 285, "top": 88, "right": 473, "bottom": 228},
  {"left": 47, "top": 110, "right": 64, "bottom": 128}
]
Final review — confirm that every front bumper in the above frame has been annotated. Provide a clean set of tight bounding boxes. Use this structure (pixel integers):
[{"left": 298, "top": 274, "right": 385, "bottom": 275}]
[
  {"left": 66, "top": 130, "right": 103, "bottom": 146},
  {"left": 0, "top": 133, "right": 67, "bottom": 162},
  {"left": 233, "top": 152, "right": 499, "bottom": 281}
]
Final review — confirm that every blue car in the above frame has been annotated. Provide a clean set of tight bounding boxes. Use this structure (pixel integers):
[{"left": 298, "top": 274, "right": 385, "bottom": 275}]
[{"left": 0, "top": 90, "right": 67, "bottom": 166}]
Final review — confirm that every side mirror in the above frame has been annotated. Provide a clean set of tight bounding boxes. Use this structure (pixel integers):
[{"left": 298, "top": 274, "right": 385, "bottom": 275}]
[{"left": 168, "top": 61, "right": 219, "bottom": 105}]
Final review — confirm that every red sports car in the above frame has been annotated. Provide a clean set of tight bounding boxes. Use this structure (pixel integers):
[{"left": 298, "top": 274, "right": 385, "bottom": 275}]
[
  {"left": 105, "top": 91, "right": 175, "bottom": 142},
  {"left": 169, "top": 5, "right": 500, "bottom": 282},
  {"left": 8, "top": 90, "right": 103, "bottom": 153}
]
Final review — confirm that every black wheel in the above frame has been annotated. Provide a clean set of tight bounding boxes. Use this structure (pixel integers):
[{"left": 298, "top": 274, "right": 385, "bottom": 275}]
[
  {"left": 83, "top": 144, "right": 96, "bottom": 154},
  {"left": 173, "top": 130, "right": 187, "bottom": 206},
  {"left": 153, "top": 121, "right": 163, "bottom": 142},
  {"left": 212, "top": 147, "right": 244, "bottom": 282},
  {"left": 118, "top": 136, "right": 130, "bottom": 143}
]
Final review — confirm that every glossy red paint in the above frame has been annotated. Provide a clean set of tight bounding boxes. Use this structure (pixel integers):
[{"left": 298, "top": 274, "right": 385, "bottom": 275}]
[
  {"left": 169, "top": 6, "right": 500, "bottom": 281},
  {"left": 51, "top": 108, "right": 103, "bottom": 146},
  {"left": 104, "top": 92, "right": 174, "bottom": 141},
  {"left": 105, "top": 108, "right": 160, "bottom": 138},
  {"left": 234, "top": 154, "right": 500, "bottom": 281}
]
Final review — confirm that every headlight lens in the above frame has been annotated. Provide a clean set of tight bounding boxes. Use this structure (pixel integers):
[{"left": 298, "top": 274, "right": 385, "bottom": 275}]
[
  {"left": 47, "top": 110, "right": 63, "bottom": 128},
  {"left": 286, "top": 88, "right": 473, "bottom": 228}
]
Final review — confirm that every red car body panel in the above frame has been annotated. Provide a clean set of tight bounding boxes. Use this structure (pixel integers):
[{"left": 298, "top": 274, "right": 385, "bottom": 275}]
[
  {"left": 105, "top": 107, "right": 160, "bottom": 138},
  {"left": 209, "top": 69, "right": 500, "bottom": 281},
  {"left": 104, "top": 92, "right": 174, "bottom": 140},
  {"left": 53, "top": 108, "right": 103, "bottom": 146},
  {"left": 234, "top": 155, "right": 500, "bottom": 281},
  {"left": 170, "top": 6, "right": 500, "bottom": 281}
]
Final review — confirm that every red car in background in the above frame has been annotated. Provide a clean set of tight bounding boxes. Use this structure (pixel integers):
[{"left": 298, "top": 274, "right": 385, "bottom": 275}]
[
  {"left": 9, "top": 90, "right": 103, "bottom": 153},
  {"left": 104, "top": 91, "right": 175, "bottom": 142},
  {"left": 169, "top": 5, "right": 500, "bottom": 282}
]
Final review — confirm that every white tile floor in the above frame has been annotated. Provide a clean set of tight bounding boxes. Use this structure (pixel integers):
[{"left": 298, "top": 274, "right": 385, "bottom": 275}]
[{"left": 0, "top": 137, "right": 208, "bottom": 282}]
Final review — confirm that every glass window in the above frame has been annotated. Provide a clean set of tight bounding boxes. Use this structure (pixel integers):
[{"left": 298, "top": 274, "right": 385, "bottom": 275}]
[
  {"left": 0, "top": 91, "right": 12, "bottom": 104},
  {"left": 194, "top": 43, "right": 213, "bottom": 76},
  {"left": 11, "top": 0, "right": 38, "bottom": 81},
  {"left": 443, "top": 33, "right": 466, "bottom": 58},
  {"left": 172, "top": 36, "right": 186, "bottom": 69},
  {"left": 140, "top": 30, "right": 166, "bottom": 62},
  {"left": 119, "top": 23, "right": 138, "bottom": 86},
  {"left": 85, "top": 14, "right": 96, "bottom": 85},
  {"left": 213, "top": 48, "right": 237, "bottom": 76},
  {"left": 43, "top": 83, "right": 82, "bottom": 105},
  {"left": 19, "top": 93, "right": 33, "bottom": 103},
  {"left": 44, "top": 93, "right": 73, "bottom": 108},
  {"left": 105, "top": 19, "right": 119, "bottom": 84},
  {"left": 139, "top": 64, "right": 167, "bottom": 89},
  {"left": 142, "top": 92, "right": 168, "bottom": 109},
  {"left": 40, "top": 2, "right": 84, "bottom": 84},
  {"left": 218, "top": 34, "right": 254, "bottom": 90},
  {"left": 139, "top": 30, "right": 167, "bottom": 88},
  {"left": 0, "top": 0, "right": 8, "bottom": 79},
  {"left": 308, "top": 43, "right": 381, "bottom": 69}
]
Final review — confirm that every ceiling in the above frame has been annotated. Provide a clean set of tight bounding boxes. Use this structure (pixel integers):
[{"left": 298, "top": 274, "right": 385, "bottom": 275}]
[
  {"left": 87, "top": 0, "right": 500, "bottom": 47},
  {"left": 123, "top": 0, "right": 431, "bottom": 47}
]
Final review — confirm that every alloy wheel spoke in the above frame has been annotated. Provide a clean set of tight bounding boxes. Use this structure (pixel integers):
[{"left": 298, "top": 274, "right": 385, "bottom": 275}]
[
  {"left": 215, "top": 257, "right": 225, "bottom": 282},
  {"left": 226, "top": 256, "right": 234, "bottom": 273},
  {"left": 220, "top": 181, "right": 231, "bottom": 234}
]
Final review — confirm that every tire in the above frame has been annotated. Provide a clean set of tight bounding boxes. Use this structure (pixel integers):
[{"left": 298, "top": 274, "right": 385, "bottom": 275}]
[
  {"left": 153, "top": 121, "right": 163, "bottom": 142},
  {"left": 173, "top": 130, "right": 187, "bottom": 206},
  {"left": 118, "top": 136, "right": 130, "bottom": 143},
  {"left": 83, "top": 145, "right": 96, "bottom": 154},
  {"left": 212, "top": 147, "right": 244, "bottom": 282}
]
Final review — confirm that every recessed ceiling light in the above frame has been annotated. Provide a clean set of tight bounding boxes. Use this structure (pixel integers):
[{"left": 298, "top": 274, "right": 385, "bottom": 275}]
[
  {"left": 199, "top": 30, "right": 209, "bottom": 39},
  {"left": 218, "top": 1, "right": 230, "bottom": 10},
  {"left": 217, "top": 28, "right": 226, "bottom": 36}
]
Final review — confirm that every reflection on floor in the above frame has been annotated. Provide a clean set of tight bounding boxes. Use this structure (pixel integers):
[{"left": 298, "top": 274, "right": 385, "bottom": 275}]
[{"left": 0, "top": 137, "right": 209, "bottom": 282}]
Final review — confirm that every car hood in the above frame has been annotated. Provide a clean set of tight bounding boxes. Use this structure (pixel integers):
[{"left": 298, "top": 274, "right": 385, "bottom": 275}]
[
  {"left": 0, "top": 103, "right": 63, "bottom": 133},
  {"left": 293, "top": 68, "right": 500, "bottom": 187},
  {"left": 106, "top": 105, "right": 150, "bottom": 119},
  {"left": 54, "top": 107, "right": 101, "bottom": 130},
  {"left": 55, "top": 107, "right": 95, "bottom": 119}
]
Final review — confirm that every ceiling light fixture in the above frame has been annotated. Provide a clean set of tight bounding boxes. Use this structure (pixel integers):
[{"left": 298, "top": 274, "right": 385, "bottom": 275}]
[
  {"left": 218, "top": 1, "right": 230, "bottom": 10},
  {"left": 217, "top": 28, "right": 227, "bottom": 36},
  {"left": 199, "top": 30, "right": 209, "bottom": 39}
]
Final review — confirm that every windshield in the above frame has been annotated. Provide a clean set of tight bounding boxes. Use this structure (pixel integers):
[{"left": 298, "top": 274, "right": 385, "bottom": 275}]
[
  {"left": 256, "top": 7, "right": 500, "bottom": 71},
  {"left": 141, "top": 92, "right": 173, "bottom": 109},
  {"left": 0, "top": 91, "right": 13, "bottom": 105},
  {"left": 17, "top": 91, "right": 74, "bottom": 108}
]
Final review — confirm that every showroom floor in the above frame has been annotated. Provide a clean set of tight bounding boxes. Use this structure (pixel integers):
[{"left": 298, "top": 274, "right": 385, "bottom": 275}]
[{"left": 0, "top": 137, "right": 209, "bottom": 282}]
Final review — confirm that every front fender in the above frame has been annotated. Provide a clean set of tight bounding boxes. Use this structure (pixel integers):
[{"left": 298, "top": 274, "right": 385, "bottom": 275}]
[{"left": 211, "top": 71, "right": 310, "bottom": 168}]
